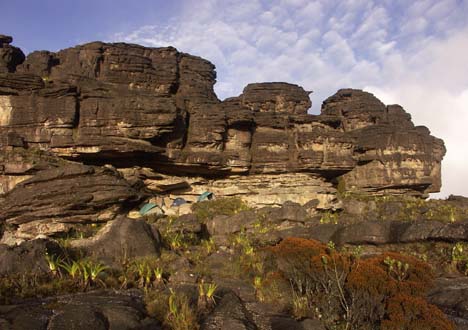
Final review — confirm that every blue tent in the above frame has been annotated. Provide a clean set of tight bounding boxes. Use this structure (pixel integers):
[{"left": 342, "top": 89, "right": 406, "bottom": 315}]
[
  {"left": 172, "top": 197, "right": 187, "bottom": 207},
  {"left": 197, "top": 191, "right": 214, "bottom": 202},
  {"left": 139, "top": 203, "right": 162, "bottom": 216}
]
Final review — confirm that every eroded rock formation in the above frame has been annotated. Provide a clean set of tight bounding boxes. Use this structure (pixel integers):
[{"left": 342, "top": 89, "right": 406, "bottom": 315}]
[
  {"left": 0, "top": 35, "right": 445, "bottom": 235},
  {"left": 0, "top": 159, "right": 145, "bottom": 241}
]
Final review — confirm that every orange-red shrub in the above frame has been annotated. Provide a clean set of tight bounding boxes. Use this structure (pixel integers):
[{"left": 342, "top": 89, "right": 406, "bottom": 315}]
[
  {"left": 268, "top": 237, "right": 327, "bottom": 263},
  {"left": 371, "top": 252, "right": 433, "bottom": 295},
  {"left": 347, "top": 252, "right": 433, "bottom": 300},
  {"left": 267, "top": 237, "right": 329, "bottom": 284},
  {"left": 268, "top": 238, "right": 352, "bottom": 325},
  {"left": 265, "top": 237, "right": 454, "bottom": 330},
  {"left": 381, "top": 294, "right": 455, "bottom": 330},
  {"left": 346, "top": 252, "right": 435, "bottom": 328}
]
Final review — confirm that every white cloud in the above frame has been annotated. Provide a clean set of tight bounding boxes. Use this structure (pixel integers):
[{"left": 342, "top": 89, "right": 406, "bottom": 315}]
[
  {"left": 426, "top": 0, "right": 457, "bottom": 20},
  {"left": 111, "top": 0, "right": 468, "bottom": 197},
  {"left": 364, "top": 25, "right": 468, "bottom": 198},
  {"left": 299, "top": 2, "right": 323, "bottom": 19},
  {"left": 400, "top": 17, "right": 428, "bottom": 35}
]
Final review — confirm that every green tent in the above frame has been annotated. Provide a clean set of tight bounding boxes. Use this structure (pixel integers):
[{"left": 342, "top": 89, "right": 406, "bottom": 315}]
[
  {"left": 197, "top": 191, "right": 214, "bottom": 202},
  {"left": 139, "top": 203, "right": 162, "bottom": 215}
]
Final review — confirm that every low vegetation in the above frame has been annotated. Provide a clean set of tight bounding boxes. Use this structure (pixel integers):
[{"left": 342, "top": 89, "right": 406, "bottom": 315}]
[
  {"left": 261, "top": 237, "right": 455, "bottom": 330},
  {"left": 2, "top": 196, "right": 467, "bottom": 329},
  {"left": 191, "top": 197, "right": 251, "bottom": 222},
  {"left": 339, "top": 193, "right": 468, "bottom": 223}
]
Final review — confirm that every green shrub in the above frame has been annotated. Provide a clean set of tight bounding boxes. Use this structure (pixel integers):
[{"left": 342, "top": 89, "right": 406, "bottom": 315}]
[
  {"left": 191, "top": 197, "right": 250, "bottom": 222},
  {"left": 319, "top": 211, "right": 339, "bottom": 224},
  {"left": 450, "top": 242, "right": 468, "bottom": 275}
]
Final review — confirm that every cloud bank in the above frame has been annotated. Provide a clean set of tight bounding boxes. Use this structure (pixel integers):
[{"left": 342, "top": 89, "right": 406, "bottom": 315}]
[{"left": 112, "top": 0, "right": 468, "bottom": 198}]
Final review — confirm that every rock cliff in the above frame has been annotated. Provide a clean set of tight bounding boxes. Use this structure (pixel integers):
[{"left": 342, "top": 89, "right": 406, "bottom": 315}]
[
  {"left": 1, "top": 34, "right": 466, "bottom": 330},
  {"left": 0, "top": 35, "right": 445, "bottom": 212}
]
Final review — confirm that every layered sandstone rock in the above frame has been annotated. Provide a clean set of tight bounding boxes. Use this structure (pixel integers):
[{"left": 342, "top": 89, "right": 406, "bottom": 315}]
[
  {"left": 0, "top": 160, "right": 145, "bottom": 240},
  {"left": 0, "top": 35, "right": 446, "bottom": 232},
  {"left": 119, "top": 168, "right": 337, "bottom": 209}
]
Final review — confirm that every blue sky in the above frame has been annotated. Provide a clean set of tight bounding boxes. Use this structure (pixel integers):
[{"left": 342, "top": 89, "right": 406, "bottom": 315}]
[
  {"left": 1, "top": 0, "right": 182, "bottom": 53},
  {"left": 1, "top": 0, "right": 468, "bottom": 198}
]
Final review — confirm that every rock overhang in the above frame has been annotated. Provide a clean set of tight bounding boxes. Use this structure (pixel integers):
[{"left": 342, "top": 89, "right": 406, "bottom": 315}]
[{"left": 0, "top": 34, "right": 445, "bottom": 202}]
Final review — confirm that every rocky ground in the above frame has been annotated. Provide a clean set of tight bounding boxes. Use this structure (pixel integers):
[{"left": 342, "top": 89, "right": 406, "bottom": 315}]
[
  {"left": 0, "top": 34, "right": 466, "bottom": 330},
  {"left": 1, "top": 195, "right": 468, "bottom": 330}
]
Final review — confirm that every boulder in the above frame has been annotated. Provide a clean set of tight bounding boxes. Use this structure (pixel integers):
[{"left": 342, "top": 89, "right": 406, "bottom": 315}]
[
  {"left": 0, "top": 239, "right": 61, "bottom": 275},
  {"left": 318, "top": 220, "right": 468, "bottom": 246},
  {"left": 70, "top": 217, "right": 161, "bottom": 268},
  {"left": 158, "top": 213, "right": 202, "bottom": 234},
  {"left": 47, "top": 305, "right": 108, "bottom": 330},
  {"left": 206, "top": 210, "right": 257, "bottom": 236},
  {"left": 267, "top": 201, "right": 311, "bottom": 223},
  {"left": 331, "top": 221, "right": 392, "bottom": 245},
  {"left": 201, "top": 292, "right": 257, "bottom": 330},
  {"left": 0, "top": 162, "right": 146, "bottom": 238},
  {"left": 399, "top": 221, "right": 468, "bottom": 243},
  {"left": 428, "top": 277, "right": 468, "bottom": 329},
  {"left": 0, "top": 290, "right": 161, "bottom": 330}
]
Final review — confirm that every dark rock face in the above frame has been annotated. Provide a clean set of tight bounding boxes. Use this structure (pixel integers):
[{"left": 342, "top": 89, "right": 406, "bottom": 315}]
[
  {"left": 201, "top": 292, "right": 257, "bottom": 330},
  {"left": 0, "top": 239, "right": 61, "bottom": 275},
  {"left": 199, "top": 198, "right": 468, "bottom": 247},
  {"left": 0, "top": 36, "right": 444, "bottom": 201},
  {"left": 429, "top": 277, "right": 468, "bottom": 329},
  {"left": 0, "top": 35, "right": 455, "bottom": 330},
  {"left": 0, "top": 290, "right": 161, "bottom": 330},
  {"left": 0, "top": 161, "right": 145, "bottom": 239},
  {"left": 0, "top": 35, "right": 25, "bottom": 73},
  {"left": 322, "top": 89, "right": 446, "bottom": 194}
]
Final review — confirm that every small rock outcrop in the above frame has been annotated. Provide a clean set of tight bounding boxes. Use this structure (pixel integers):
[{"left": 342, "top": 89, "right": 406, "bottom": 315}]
[
  {"left": 0, "top": 159, "right": 145, "bottom": 239},
  {"left": 0, "top": 35, "right": 25, "bottom": 73},
  {"left": 0, "top": 291, "right": 161, "bottom": 329},
  {"left": 70, "top": 217, "right": 161, "bottom": 268},
  {"left": 0, "top": 239, "right": 60, "bottom": 275},
  {"left": 0, "top": 35, "right": 445, "bottom": 212}
]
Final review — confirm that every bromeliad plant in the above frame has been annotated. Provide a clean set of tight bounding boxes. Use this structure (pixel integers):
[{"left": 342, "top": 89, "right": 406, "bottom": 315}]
[
  {"left": 89, "top": 261, "right": 108, "bottom": 283},
  {"left": 126, "top": 259, "right": 166, "bottom": 289},
  {"left": 58, "top": 258, "right": 108, "bottom": 289},
  {"left": 201, "top": 238, "right": 216, "bottom": 255},
  {"left": 45, "top": 252, "right": 63, "bottom": 276},
  {"left": 134, "top": 260, "right": 152, "bottom": 288},
  {"left": 153, "top": 267, "right": 164, "bottom": 286},
  {"left": 197, "top": 279, "right": 218, "bottom": 311},
  {"left": 80, "top": 260, "right": 108, "bottom": 289},
  {"left": 45, "top": 252, "right": 64, "bottom": 277},
  {"left": 253, "top": 276, "right": 265, "bottom": 302},
  {"left": 450, "top": 242, "right": 468, "bottom": 275},
  {"left": 59, "top": 260, "right": 81, "bottom": 280}
]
